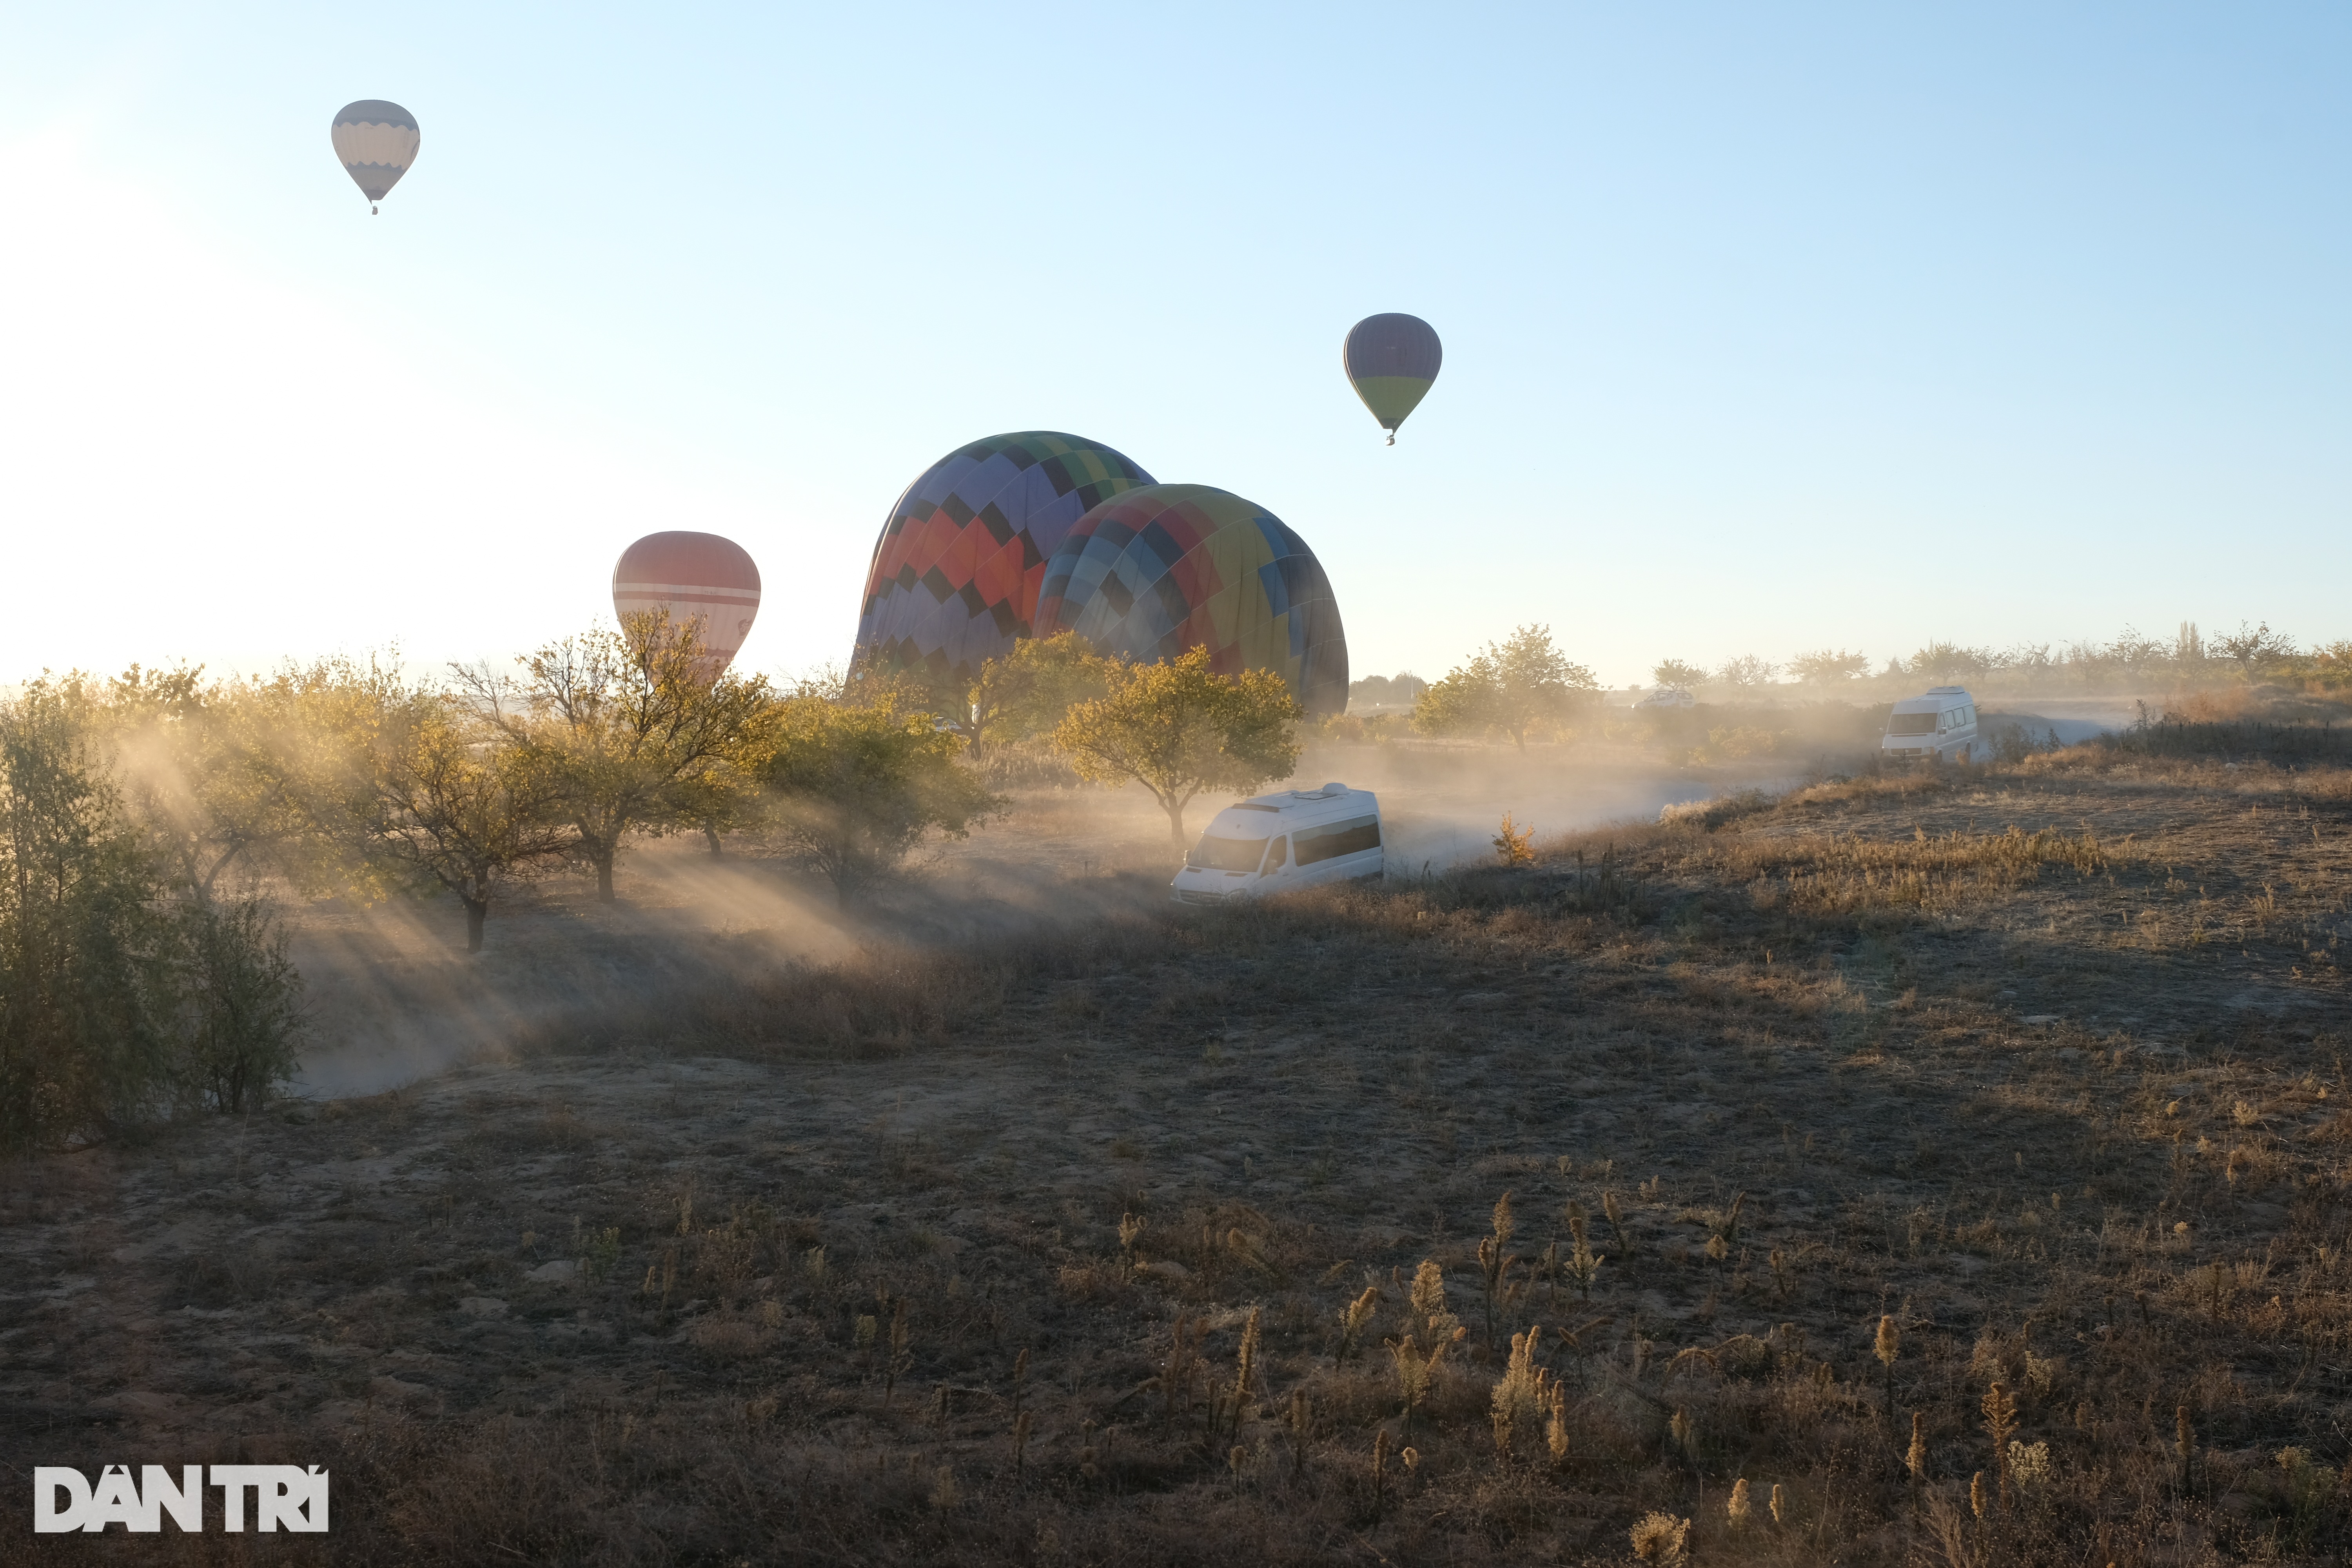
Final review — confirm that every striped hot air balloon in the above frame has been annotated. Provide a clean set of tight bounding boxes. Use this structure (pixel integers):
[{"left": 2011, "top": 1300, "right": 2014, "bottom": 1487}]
[
  {"left": 1343, "top": 313, "right": 1442, "bottom": 444},
  {"left": 331, "top": 100, "right": 419, "bottom": 214},
  {"left": 612, "top": 532, "right": 762, "bottom": 671},
  {"left": 1035, "top": 484, "right": 1348, "bottom": 716}
]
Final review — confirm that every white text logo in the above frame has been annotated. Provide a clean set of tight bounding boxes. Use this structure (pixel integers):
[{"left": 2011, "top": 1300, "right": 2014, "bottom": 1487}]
[{"left": 33, "top": 1465, "right": 329, "bottom": 1533}]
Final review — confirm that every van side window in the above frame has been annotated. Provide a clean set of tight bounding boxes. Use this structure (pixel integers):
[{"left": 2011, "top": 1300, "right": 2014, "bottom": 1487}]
[
  {"left": 1294, "top": 815, "right": 1381, "bottom": 866},
  {"left": 1260, "top": 836, "right": 1289, "bottom": 874}
]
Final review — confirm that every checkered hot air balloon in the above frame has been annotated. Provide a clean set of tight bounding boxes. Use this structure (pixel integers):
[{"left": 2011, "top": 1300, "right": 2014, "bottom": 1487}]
[
  {"left": 1343, "top": 313, "right": 1442, "bottom": 445},
  {"left": 612, "top": 532, "right": 761, "bottom": 671},
  {"left": 1034, "top": 484, "right": 1348, "bottom": 717},
  {"left": 853, "top": 432, "right": 1155, "bottom": 689},
  {"left": 331, "top": 100, "right": 419, "bottom": 214}
]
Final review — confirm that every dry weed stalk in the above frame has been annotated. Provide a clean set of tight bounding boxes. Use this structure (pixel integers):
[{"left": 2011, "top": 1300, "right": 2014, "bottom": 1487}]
[
  {"left": 1477, "top": 1192, "right": 1519, "bottom": 1348},
  {"left": 1338, "top": 1285, "right": 1381, "bottom": 1363},
  {"left": 1489, "top": 1324, "right": 1554, "bottom": 1457},
  {"left": 1769, "top": 1481, "right": 1786, "bottom": 1525},
  {"left": 1545, "top": 1383, "right": 1570, "bottom": 1466},
  {"left": 1728, "top": 1475, "right": 1752, "bottom": 1529},
  {"left": 1630, "top": 1510, "right": 1690, "bottom": 1565},
  {"left": 1370, "top": 1426, "right": 1390, "bottom": 1519},
  {"left": 1012, "top": 1409, "right": 1033, "bottom": 1481},
  {"left": 1875, "top": 1313, "right": 1901, "bottom": 1423},
  {"left": 1565, "top": 1207, "right": 1605, "bottom": 1300},
  {"left": 1982, "top": 1382, "right": 2018, "bottom": 1510},
  {"left": 1604, "top": 1189, "right": 1633, "bottom": 1258},
  {"left": 1163, "top": 1316, "right": 1200, "bottom": 1430},
  {"left": 1907, "top": 1409, "right": 1927, "bottom": 1483},
  {"left": 2176, "top": 1404, "right": 2194, "bottom": 1495},
  {"left": 883, "top": 1296, "right": 911, "bottom": 1405},
  {"left": 1387, "top": 1332, "right": 1449, "bottom": 1434}
]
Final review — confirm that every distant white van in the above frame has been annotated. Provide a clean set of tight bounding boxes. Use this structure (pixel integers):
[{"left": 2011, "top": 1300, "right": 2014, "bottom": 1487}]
[
  {"left": 1882, "top": 686, "right": 1980, "bottom": 762},
  {"left": 1171, "top": 783, "right": 1383, "bottom": 905}
]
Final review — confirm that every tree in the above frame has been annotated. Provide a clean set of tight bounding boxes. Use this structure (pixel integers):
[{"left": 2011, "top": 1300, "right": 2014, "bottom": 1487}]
[
  {"left": 1716, "top": 655, "right": 1779, "bottom": 692},
  {"left": 1414, "top": 626, "right": 1599, "bottom": 749},
  {"left": 1650, "top": 659, "right": 1709, "bottom": 691},
  {"left": 0, "top": 682, "right": 307, "bottom": 1149},
  {"left": 1053, "top": 647, "right": 1304, "bottom": 850},
  {"left": 2214, "top": 621, "right": 2297, "bottom": 674},
  {"left": 353, "top": 691, "right": 575, "bottom": 951},
  {"left": 1904, "top": 642, "right": 1993, "bottom": 683},
  {"left": 966, "top": 632, "right": 1111, "bottom": 758},
  {"left": 759, "top": 694, "right": 1001, "bottom": 906},
  {"left": 1786, "top": 649, "right": 1869, "bottom": 685},
  {"left": 476, "top": 613, "right": 775, "bottom": 901},
  {"left": 0, "top": 682, "right": 177, "bottom": 1152}
]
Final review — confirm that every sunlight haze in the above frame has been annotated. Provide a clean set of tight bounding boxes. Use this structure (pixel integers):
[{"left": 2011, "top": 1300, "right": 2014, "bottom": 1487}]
[{"left": 4, "top": 2, "right": 2347, "bottom": 686}]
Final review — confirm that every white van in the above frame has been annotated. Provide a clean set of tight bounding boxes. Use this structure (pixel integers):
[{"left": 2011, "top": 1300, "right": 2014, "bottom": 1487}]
[
  {"left": 1881, "top": 686, "right": 1980, "bottom": 762},
  {"left": 1171, "top": 783, "right": 1383, "bottom": 905}
]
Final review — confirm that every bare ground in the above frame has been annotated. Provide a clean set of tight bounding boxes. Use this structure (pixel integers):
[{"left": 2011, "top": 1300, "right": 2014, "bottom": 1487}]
[{"left": 5, "top": 745, "right": 2351, "bottom": 1565}]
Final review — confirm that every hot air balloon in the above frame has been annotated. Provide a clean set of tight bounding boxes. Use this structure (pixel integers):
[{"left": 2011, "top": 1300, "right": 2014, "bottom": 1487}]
[
  {"left": 332, "top": 100, "right": 419, "bottom": 214},
  {"left": 854, "top": 432, "right": 1155, "bottom": 688},
  {"left": 1343, "top": 313, "right": 1442, "bottom": 444},
  {"left": 612, "top": 532, "right": 762, "bottom": 670},
  {"left": 1034, "top": 484, "right": 1348, "bottom": 716}
]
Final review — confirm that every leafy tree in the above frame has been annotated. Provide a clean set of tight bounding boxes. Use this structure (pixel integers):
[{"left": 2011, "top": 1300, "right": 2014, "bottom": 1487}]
[
  {"left": 967, "top": 632, "right": 1111, "bottom": 757},
  {"left": 1650, "top": 659, "right": 1709, "bottom": 691},
  {"left": 2214, "top": 621, "right": 2297, "bottom": 674},
  {"left": 0, "top": 684, "right": 307, "bottom": 1149},
  {"left": 0, "top": 682, "right": 178, "bottom": 1152},
  {"left": 1348, "top": 672, "right": 1427, "bottom": 710},
  {"left": 1716, "top": 655, "right": 1779, "bottom": 691},
  {"left": 174, "top": 895, "right": 307, "bottom": 1114},
  {"left": 1415, "top": 626, "right": 1599, "bottom": 749},
  {"left": 352, "top": 691, "right": 574, "bottom": 951},
  {"left": 1053, "top": 646, "right": 1303, "bottom": 850},
  {"left": 1903, "top": 642, "right": 1993, "bottom": 683},
  {"left": 759, "top": 694, "right": 1000, "bottom": 906},
  {"left": 1786, "top": 648, "right": 1869, "bottom": 685},
  {"left": 476, "top": 613, "right": 775, "bottom": 901}
]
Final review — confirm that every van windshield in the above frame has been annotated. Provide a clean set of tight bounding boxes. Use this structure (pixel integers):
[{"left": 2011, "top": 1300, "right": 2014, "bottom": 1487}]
[
  {"left": 1187, "top": 834, "right": 1267, "bottom": 872},
  {"left": 1887, "top": 713, "right": 1938, "bottom": 735}
]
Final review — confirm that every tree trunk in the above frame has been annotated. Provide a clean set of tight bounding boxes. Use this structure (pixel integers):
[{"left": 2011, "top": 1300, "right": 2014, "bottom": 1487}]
[
  {"left": 1166, "top": 799, "right": 1189, "bottom": 854},
  {"left": 703, "top": 825, "right": 723, "bottom": 858},
  {"left": 595, "top": 851, "right": 616, "bottom": 902},
  {"left": 462, "top": 895, "right": 487, "bottom": 953}
]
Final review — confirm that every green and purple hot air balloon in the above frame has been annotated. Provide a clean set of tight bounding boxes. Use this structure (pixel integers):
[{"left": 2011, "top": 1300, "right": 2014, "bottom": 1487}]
[{"left": 1343, "top": 313, "right": 1442, "bottom": 445}]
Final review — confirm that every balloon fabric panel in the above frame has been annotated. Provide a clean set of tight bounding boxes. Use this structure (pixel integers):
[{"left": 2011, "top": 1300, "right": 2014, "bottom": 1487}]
[
  {"left": 1034, "top": 484, "right": 1348, "bottom": 716},
  {"left": 855, "top": 432, "right": 1154, "bottom": 687}
]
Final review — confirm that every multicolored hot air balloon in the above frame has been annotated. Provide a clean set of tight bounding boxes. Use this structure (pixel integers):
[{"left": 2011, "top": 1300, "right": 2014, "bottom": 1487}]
[
  {"left": 612, "top": 532, "right": 762, "bottom": 670},
  {"left": 1343, "top": 313, "right": 1442, "bottom": 444},
  {"left": 855, "top": 432, "right": 1155, "bottom": 688},
  {"left": 332, "top": 100, "right": 419, "bottom": 214},
  {"left": 1034, "top": 484, "right": 1348, "bottom": 716}
]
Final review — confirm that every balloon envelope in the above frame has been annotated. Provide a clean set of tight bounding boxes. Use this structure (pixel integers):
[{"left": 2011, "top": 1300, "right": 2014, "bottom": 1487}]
[
  {"left": 1035, "top": 483, "right": 1348, "bottom": 716},
  {"left": 1343, "top": 313, "right": 1442, "bottom": 438},
  {"left": 332, "top": 100, "right": 419, "bottom": 205},
  {"left": 855, "top": 432, "right": 1155, "bottom": 687},
  {"left": 612, "top": 532, "right": 762, "bottom": 669}
]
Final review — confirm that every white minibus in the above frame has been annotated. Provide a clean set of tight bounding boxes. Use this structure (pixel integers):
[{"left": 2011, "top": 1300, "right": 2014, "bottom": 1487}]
[
  {"left": 1171, "top": 784, "right": 1383, "bottom": 905},
  {"left": 1881, "top": 686, "right": 1980, "bottom": 762}
]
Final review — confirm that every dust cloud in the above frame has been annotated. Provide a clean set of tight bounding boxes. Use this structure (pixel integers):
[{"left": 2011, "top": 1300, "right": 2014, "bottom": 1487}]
[{"left": 278, "top": 739, "right": 1818, "bottom": 1097}]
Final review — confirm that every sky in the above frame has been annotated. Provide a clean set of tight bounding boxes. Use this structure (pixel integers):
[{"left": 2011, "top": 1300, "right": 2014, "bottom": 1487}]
[{"left": 3, "top": 2, "right": 2347, "bottom": 689}]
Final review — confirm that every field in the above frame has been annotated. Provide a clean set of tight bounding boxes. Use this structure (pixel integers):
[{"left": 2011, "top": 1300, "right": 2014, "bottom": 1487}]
[{"left": 5, "top": 740, "right": 2352, "bottom": 1565}]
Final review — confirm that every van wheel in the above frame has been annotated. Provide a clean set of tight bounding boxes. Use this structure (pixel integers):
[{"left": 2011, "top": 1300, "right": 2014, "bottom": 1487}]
[{"left": 1959, "top": 743, "right": 1972, "bottom": 764}]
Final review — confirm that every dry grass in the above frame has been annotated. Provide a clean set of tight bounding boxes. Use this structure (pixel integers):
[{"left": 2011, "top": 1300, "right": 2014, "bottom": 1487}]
[{"left": 4, "top": 752, "right": 2352, "bottom": 1564}]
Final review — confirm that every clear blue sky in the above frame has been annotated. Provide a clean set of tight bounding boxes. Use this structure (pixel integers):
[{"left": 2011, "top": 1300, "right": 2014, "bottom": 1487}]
[{"left": 3, "top": 2, "right": 2346, "bottom": 688}]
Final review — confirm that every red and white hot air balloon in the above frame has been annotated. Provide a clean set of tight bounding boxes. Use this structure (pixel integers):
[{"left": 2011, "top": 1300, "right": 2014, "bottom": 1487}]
[{"left": 612, "top": 532, "right": 762, "bottom": 670}]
